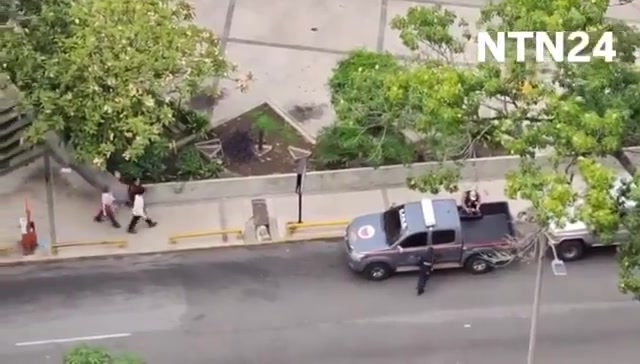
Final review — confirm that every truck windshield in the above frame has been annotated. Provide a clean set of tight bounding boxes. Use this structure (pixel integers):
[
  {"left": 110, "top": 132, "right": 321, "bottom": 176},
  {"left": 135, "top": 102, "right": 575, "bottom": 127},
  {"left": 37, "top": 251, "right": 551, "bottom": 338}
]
[{"left": 382, "top": 205, "right": 403, "bottom": 245}]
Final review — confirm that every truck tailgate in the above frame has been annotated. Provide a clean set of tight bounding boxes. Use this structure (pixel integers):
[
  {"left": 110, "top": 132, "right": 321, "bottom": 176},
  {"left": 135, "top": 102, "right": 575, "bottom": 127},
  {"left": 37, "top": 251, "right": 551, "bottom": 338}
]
[{"left": 460, "top": 214, "right": 514, "bottom": 244}]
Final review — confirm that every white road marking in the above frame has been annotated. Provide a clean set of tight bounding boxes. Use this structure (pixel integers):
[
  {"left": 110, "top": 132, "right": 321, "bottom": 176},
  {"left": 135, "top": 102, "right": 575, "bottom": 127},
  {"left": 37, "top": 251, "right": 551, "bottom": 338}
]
[{"left": 15, "top": 333, "right": 132, "bottom": 347}]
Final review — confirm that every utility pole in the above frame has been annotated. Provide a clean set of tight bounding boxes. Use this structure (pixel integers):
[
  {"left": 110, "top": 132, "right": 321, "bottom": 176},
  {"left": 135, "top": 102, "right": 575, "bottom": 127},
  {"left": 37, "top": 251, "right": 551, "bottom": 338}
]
[
  {"left": 294, "top": 158, "right": 307, "bottom": 223},
  {"left": 526, "top": 238, "right": 545, "bottom": 364},
  {"left": 44, "top": 152, "right": 57, "bottom": 252}
]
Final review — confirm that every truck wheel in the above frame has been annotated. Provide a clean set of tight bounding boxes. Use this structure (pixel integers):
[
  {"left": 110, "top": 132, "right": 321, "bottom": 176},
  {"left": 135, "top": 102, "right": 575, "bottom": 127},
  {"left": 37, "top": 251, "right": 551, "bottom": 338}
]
[
  {"left": 363, "top": 262, "right": 393, "bottom": 281},
  {"left": 556, "top": 239, "right": 585, "bottom": 261},
  {"left": 464, "top": 255, "right": 492, "bottom": 275}
]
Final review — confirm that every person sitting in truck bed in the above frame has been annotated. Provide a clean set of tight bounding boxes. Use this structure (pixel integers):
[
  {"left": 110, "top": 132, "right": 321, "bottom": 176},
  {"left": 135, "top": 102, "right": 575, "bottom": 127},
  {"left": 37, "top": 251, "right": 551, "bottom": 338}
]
[{"left": 461, "top": 189, "right": 482, "bottom": 215}]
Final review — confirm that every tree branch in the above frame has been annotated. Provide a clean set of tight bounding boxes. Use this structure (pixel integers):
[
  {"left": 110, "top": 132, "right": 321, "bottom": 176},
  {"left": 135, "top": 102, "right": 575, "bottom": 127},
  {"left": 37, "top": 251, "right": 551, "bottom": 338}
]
[{"left": 614, "top": 149, "right": 638, "bottom": 175}]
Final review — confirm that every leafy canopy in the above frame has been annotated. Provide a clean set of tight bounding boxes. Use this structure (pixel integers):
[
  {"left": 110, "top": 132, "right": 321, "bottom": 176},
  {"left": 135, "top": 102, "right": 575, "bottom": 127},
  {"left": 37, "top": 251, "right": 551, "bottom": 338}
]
[
  {"left": 325, "top": 0, "right": 640, "bottom": 297},
  {"left": 1, "top": 0, "right": 234, "bottom": 167}
]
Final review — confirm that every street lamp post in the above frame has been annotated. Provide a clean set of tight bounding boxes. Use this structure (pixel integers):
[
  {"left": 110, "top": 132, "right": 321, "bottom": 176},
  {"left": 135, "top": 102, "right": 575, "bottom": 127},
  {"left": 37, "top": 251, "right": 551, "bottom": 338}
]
[
  {"left": 526, "top": 238, "right": 544, "bottom": 364},
  {"left": 43, "top": 152, "right": 58, "bottom": 253},
  {"left": 526, "top": 237, "right": 567, "bottom": 364}
]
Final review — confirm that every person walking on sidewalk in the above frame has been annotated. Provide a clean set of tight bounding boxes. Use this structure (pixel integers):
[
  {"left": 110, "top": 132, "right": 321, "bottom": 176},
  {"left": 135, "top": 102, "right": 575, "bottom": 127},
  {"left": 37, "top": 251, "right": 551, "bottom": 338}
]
[
  {"left": 416, "top": 245, "right": 435, "bottom": 296},
  {"left": 94, "top": 186, "right": 121, "bottom": 228},
  {"left": 127, "top": 178, "right": 145, "bottom": 208},
  {"left": 127, "top": 189, "right": 157, "bottom": 233}
]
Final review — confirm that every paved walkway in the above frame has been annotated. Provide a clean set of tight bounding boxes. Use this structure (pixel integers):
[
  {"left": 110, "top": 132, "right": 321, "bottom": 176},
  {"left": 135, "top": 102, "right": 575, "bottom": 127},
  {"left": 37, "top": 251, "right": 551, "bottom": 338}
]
[
  {"left": 196, "top": 0, "right": 640, "bottom": 137},
  {"left": 2, "top": 0, "right": 638, "bottom": 263},
  {"left": 0, "top": 164, "right": 535, "bottom": 263}
]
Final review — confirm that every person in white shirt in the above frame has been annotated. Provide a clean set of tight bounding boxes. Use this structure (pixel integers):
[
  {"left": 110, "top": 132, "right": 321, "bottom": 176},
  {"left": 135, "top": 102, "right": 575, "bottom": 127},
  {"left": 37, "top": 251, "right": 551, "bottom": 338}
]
[
  {"left": 94, "top": 186, "right": 121, "bottom": 228},
  {"left": 127, "top": 189, "right": 157, "bottom": 233}
]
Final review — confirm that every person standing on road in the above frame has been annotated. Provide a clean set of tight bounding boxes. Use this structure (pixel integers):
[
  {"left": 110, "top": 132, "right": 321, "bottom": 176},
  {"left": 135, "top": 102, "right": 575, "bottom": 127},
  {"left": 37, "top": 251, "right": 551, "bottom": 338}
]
[
  {"left": 416, "top": 245, "right": 435, "bottom": 296},
  {"left": 94, "top": 186, "right": 121, "bottom": 228},
  {"left": 127, "top": 189, "right": 157, "bottom": 233}
]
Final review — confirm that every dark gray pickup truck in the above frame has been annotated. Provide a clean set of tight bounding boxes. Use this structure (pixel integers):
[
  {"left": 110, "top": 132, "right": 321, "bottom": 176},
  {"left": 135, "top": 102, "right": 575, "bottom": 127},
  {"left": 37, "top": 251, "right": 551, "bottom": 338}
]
[{"left": 343, "top": 198, "right": 515, "bottom": 281}]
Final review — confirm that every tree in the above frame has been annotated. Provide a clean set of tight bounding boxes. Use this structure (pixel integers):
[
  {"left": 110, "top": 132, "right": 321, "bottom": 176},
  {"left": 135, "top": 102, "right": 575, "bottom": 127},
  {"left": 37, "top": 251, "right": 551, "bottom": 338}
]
[
  {"left": 63, "top": 345, "right": 144, "bottom": 364},
  {"left": 1, "top": 0, "right": 244, "bottom": 168},
  {"left": 328, "top": 1, "right": 640, "bottom": 298},
  {"left": 315, "top": 49, "right": 416, "bottom": 169}
]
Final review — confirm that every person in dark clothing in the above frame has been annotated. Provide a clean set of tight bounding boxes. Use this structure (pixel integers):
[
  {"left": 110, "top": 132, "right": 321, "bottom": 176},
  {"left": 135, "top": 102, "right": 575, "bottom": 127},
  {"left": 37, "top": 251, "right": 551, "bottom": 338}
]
[
  {"left": 127, "top": 178, "right": 145, "bottom": 208},
  {"left": 462, "top": 189, "right": 482, "bottom": 215},
  {"left": 416, "top": 246, "right": 435, "bottom": 296}
]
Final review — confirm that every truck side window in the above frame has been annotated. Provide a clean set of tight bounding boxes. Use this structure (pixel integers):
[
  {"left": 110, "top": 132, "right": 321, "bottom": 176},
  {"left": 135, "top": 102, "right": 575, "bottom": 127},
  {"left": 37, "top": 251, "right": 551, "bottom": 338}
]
[
  {"left": 432, "top": 230, "right": 456, "bottom": 245},
  {"left": 400, "top": 232, "right": 428, "bottom": 248}
]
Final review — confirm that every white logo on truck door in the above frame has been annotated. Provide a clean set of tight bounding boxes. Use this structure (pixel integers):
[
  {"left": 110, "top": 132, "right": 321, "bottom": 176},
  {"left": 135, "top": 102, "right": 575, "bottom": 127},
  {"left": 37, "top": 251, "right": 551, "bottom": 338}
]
[{"left": 357, "top": 225, "right": 375, "bottom": 239}]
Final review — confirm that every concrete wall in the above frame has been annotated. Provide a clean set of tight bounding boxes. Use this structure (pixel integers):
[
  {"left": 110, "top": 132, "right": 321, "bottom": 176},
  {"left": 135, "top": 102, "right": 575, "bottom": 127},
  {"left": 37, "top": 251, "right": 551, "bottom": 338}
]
[
  {"left": 144, "top": 149, "right": 638, "bottom": 205},
  {"left": 13, "top": 136, "right": 635, "bottom": 205}
]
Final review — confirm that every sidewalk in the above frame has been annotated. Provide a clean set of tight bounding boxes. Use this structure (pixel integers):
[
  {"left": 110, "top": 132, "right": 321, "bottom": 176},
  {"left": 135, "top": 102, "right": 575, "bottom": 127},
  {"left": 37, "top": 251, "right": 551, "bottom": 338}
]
[{"left": 0, "top": 171, "right": 535, "bottom": 264}]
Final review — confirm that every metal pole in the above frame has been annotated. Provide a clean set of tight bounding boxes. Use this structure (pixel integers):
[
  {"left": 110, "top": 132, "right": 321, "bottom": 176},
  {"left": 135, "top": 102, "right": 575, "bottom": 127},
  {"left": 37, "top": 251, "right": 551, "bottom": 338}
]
[
  {"left": 297, "top": 191, "right": 303, "bottom": 223},
  {"left": 526, "top": 238, "right": 545, "bottom": 364},
  {"left": 44, "top": 153, "right": 57, "bottom": 252}
]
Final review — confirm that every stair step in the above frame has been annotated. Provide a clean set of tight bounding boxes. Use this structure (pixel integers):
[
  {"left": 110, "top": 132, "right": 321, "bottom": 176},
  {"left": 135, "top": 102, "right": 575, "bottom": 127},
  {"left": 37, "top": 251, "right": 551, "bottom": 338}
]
[
  {"left": 0, "top": 129, "right": 22, "bottom": 149},
  {"left": 0, "top": 113, "right": 31, "bottom": 136},
  {"left": 0, "top": 142, "right": 28, "bottom": 162},
  {"left": 0, "top": 147, "right": 45, "bottom": 177}
]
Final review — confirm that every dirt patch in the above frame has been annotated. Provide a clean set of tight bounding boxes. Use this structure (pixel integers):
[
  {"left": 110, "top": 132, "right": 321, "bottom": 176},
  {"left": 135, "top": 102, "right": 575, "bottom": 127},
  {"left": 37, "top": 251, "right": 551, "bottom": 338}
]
[
  {"left": 214, "top": 103, "right": 314, "bottom": 176},
  {"left": 287, "top": 103, "right": 328, "bottom": 123}
]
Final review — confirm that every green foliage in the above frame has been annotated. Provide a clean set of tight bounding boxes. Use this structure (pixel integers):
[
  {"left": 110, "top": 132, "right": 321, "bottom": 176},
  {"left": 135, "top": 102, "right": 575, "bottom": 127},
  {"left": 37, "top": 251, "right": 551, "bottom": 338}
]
[
  {"left": 176, "top": 145, "right": 223, "bottom": 180},
  {"left": 317, "top": 49, "right": 418, "bottom": 168},
  {"left": 328, "top": 49, "right": 401, "bottom": 107},
  {"left": 390, "top": 5, "right": 471, "bottom": 59},
  {"left": 172, "top": 103, "right": 211, "bottom": 136},
  {"left": 252, "top": 110, "right": 295, "bottom": 144},
  {"left": 407, "top": 167, "right": 461, "bottom": 195},
  {"left": 115, "top": 140, "right": 171, "bottom": 182},
  {"left": 334, "top": 1, "right": 640, "bottom": 297},
  {"left": 315, "top": 124, "right": 414, "bottom": 169},
  {"left": 114, "top": 142, "right": 222, "bottom": 182},
  {"left": 1, "top": 0, "right": 233, "bottom": 168},
  {"left": 63, "top": 345, "right": 144, "bottom": 364}
]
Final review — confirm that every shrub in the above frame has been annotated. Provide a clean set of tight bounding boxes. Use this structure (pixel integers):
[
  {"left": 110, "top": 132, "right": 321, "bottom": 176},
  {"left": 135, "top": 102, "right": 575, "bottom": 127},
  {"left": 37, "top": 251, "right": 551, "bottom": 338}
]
[
  {"left": 176, "top": 145, "right": 223, "bottom": 180},
  {"left": 175, "top": 107, "right": 210, "bottom": 136},
  {"left": 328, "top": 49, "right": 401, "bottom": 105},
  {"left": 112, "top": 139, "right": 170, "bottom": 182},
  {"left": 63, "top": 345, "right": 144, "bottom": 364},
  {"left": 314, "top": 124, "right": 415, "bottom": 169}
]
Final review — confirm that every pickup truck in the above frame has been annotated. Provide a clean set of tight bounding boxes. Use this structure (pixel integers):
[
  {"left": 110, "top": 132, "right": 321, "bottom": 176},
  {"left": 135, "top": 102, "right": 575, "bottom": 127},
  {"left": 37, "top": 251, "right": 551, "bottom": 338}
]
[{"left": 343, "top": 198, "right": 516, "bottom": 281}]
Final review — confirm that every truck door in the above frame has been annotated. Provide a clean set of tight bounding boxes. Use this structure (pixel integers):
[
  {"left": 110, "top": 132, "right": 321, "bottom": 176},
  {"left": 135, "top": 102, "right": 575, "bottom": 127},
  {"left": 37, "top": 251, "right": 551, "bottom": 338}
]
[
  {"left": 430, "top": 229, "right": 462, "bottom": 265},
  {"left": 394, "top": 232, "right": 429, "bottom": 267}
]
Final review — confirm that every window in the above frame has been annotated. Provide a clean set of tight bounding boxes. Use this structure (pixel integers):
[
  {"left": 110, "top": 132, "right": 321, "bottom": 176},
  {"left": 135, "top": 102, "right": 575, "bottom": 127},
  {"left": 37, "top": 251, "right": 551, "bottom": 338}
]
[
  {"left": 382, "top": 205, "right": 403, "bottom": 245},
  {"left": 400, "top": 232, "right": 428, "bottom": 248},
  {"left": 432, "top": 230, "right": 456, "bottom": 245}
]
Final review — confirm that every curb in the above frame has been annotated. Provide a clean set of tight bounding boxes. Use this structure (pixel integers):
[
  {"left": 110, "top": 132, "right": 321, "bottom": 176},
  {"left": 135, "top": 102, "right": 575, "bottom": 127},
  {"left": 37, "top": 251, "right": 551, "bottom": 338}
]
[{"left": 0, "top": 235, "right": 344, "bottom": 267}]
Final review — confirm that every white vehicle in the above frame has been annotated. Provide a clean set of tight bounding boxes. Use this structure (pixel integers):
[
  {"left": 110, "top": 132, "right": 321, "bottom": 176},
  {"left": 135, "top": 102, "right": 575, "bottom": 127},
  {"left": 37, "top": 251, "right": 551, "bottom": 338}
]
[{"left": 548, "top": 176, "right": 634, "bottom": 261}]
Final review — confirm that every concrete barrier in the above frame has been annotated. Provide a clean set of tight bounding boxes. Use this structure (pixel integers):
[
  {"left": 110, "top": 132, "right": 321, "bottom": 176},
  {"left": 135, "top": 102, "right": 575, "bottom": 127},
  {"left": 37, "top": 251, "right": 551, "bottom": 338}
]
[{"left": 144, "top": 149, "right": 638, "bottom": 205}]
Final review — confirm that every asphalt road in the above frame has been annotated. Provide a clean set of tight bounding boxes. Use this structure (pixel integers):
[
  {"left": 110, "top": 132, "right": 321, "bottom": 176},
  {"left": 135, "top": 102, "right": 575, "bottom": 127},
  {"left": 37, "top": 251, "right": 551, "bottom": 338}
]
[{"left": 0, "top": 242, "right": 638, "bottom": 364}]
